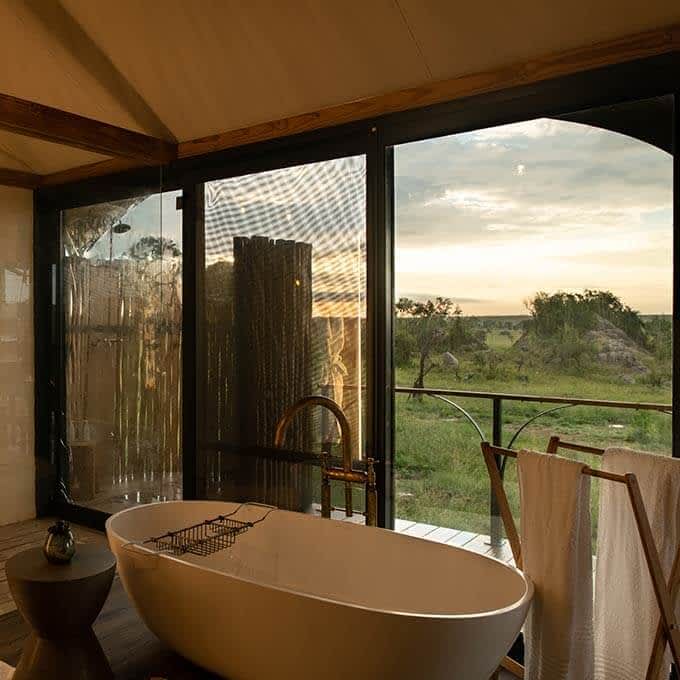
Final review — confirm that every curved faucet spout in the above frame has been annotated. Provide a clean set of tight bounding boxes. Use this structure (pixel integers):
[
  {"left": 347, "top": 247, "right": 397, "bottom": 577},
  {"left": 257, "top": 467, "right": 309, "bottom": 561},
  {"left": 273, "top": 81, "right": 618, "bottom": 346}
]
[
  {"left": 274, "top": 395, "right": 354, "bottom": 517},
  {"left": 274, "top": 395, "right": 352, "bottom": 469}
]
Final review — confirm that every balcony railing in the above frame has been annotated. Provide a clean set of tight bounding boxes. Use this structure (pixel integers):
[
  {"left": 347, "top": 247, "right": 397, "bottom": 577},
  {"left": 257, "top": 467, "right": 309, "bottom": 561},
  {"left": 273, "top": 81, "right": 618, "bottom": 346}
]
[{"left": 394, "top": 386, "right": 672, "bottom": 544}]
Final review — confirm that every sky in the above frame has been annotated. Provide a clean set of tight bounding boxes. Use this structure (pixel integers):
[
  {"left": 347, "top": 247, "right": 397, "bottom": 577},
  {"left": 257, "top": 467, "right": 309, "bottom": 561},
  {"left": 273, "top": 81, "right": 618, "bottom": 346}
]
[
  {"left": 78, "top": 119, "right": 672, "bottom": 319},
  {"left": 395, "top": 117, "right": 673, "bottom": 316},
  {"left": 83, "top": 190, "right": 183, "bottom": 261},
  {"left": 82, "top": 159, "right": 368, "bottom": 319},
  {"left": 203, "top": 157, "right": 367, "bottom": 318}
]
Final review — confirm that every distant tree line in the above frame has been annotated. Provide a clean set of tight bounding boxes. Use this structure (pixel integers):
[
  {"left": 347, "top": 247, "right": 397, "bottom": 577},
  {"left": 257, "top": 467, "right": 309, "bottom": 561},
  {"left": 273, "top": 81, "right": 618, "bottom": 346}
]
[{"left": 394, "top": 290, "right": 672, "bottom": 389}]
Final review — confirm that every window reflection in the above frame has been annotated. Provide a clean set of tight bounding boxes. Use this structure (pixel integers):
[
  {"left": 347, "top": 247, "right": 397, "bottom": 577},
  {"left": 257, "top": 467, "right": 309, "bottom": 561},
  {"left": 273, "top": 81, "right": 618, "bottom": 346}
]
[
  {"left": 200, "top": 156, "right": 367, "bottom": 510},
  {"left": 62, "top": 192, "right": 182, "bottom": 511}
]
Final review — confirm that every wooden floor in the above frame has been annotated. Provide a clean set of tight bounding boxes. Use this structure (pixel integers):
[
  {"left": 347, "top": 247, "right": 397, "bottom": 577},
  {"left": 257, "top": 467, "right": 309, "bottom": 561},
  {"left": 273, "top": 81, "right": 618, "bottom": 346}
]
[
  {"left": 0, "top": 517, "right": 212, "bottom": 677},
  {"left": 0, "top": 577, "right": 218, "bottom": 679},
  {"left": 394, "top": 518, "right": 515, "bottom": 565}
]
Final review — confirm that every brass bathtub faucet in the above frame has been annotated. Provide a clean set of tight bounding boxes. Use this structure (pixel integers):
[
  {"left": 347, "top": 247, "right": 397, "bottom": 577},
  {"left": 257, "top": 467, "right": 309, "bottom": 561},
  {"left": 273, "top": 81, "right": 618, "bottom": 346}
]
[{"left": 274, "top": 395, "right": 378, "bottom": 527}]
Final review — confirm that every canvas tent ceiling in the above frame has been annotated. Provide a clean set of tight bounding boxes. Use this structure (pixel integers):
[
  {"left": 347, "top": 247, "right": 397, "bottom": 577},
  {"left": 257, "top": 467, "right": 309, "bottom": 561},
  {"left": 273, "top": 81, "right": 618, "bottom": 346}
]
[{"left": 0, "top": 0, "right": 679, "bottom": 177}]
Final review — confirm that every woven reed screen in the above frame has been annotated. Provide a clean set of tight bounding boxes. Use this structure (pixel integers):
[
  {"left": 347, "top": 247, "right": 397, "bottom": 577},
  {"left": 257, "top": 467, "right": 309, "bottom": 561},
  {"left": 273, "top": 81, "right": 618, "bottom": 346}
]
[{"left": 201, "top": 156, "right": 367, "bottom": 509}]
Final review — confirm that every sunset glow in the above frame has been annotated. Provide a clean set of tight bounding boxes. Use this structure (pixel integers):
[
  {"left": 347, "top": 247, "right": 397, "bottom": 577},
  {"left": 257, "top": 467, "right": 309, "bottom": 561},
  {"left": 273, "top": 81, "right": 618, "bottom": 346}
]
[{"left": 395, "top": 118, "right": 672, "bottom": 315}]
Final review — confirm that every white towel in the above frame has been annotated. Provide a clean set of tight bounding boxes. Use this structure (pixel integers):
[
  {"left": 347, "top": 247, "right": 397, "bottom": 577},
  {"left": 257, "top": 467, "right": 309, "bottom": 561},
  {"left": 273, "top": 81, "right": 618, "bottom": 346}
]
[
  {"left": 518, "top": 449, "right": 594, "bottom": 680},
  {"left": 0, "top": 661, "right": 12, "bottom": 679},
  {"left": 594, "top": 447, "right": 680, "bottom": 680}
]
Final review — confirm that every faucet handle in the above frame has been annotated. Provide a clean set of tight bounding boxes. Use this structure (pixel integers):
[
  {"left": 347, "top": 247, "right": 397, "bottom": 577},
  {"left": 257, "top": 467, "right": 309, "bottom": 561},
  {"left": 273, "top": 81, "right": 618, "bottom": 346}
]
[
  {"left": 320, "top": 451, "right": 332, "bottom": 519},
  {"left": 366, "top": 458, "right": 377, "bottom": 485},
  {"left": 365, "top": 458, "right": 378, "bottom": 527}
]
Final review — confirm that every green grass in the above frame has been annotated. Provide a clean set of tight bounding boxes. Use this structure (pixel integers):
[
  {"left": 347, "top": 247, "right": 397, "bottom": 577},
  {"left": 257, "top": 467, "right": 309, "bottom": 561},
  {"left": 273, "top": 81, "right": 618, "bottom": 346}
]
[{"left": 394, "top": 355, "right": 672, "bottom": 537}]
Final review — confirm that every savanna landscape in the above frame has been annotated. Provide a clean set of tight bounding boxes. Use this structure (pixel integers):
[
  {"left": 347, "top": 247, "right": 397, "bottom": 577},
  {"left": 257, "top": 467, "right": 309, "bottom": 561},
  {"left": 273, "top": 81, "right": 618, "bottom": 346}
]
[{"left": 393, "top": 290, "right": 672, "bottom": 534}]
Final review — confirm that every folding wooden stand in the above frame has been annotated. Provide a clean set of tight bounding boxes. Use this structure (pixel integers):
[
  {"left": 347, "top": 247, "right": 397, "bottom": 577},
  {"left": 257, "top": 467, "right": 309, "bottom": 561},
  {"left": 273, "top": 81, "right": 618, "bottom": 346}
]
[{"left": 481, "top": 439, "right": 680, "bottom": 680}]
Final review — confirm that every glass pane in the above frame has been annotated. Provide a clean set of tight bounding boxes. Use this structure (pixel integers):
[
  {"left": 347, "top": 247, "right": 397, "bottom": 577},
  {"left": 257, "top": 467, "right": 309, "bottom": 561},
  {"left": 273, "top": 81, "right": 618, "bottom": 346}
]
[
  {"left": 199, "top": 156, "right": 367, "bottom": 513},
  {"left": 393, "top": 97, "right": 673, "bottom": 549},
  {"left": 62, "top": 191, "right": 183, "bottom": 511}
]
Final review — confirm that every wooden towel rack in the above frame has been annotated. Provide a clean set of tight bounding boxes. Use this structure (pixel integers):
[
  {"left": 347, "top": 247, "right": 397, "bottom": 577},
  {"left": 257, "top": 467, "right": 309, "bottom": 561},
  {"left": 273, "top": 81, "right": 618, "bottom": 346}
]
[{"left": 482, "top": 438, "right": 680, "bottom": 680}]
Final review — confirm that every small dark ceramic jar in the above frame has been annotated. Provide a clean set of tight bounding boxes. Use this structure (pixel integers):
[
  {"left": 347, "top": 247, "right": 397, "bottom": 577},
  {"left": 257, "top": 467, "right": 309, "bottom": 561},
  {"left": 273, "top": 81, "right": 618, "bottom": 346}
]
[{"left": 43, "top": 520, "right": 76, "bottom": 564}]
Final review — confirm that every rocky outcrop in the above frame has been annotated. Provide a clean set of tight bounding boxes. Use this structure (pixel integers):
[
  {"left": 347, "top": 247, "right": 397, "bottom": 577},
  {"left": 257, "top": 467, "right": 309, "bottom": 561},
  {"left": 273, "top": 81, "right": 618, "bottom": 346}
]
[
  {"left": 585, "top": 315, "right": 650, "bottom": 374},
  {"left": 512, "top": 314, "right": 652, "bottom": 375}
]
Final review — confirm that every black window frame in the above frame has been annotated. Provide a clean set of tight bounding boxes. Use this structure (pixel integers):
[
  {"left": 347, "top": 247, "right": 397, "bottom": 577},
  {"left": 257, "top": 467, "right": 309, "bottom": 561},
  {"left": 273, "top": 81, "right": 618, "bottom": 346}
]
[{"left": 34, "top": 52, "right": 680, "bottom": 530}]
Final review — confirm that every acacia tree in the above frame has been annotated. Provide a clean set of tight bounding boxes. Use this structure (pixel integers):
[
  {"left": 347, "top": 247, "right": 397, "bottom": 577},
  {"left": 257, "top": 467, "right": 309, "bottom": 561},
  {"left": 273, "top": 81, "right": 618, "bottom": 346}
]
[{"left": 395, "top": 297, "right": 461, "bottom": 394}]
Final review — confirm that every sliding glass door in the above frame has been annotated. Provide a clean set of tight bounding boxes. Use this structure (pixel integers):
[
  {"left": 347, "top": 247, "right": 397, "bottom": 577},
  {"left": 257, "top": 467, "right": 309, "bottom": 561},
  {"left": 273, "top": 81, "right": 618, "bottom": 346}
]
[
  {"left": 60, "top": 190, "right": 183, "bottom": 512},
  {"left": 197, "top": 155, "right": 369, "bottom": 513},
  {"left": 41, "top": 137, "right": 375, "bottom": 526}
]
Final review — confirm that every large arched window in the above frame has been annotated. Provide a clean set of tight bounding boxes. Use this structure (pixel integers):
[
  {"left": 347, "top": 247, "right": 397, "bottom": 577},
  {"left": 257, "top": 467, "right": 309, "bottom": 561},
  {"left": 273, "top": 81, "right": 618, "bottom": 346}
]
[{"left": 393, "top": 97, "right": 673, "bottom": 541}]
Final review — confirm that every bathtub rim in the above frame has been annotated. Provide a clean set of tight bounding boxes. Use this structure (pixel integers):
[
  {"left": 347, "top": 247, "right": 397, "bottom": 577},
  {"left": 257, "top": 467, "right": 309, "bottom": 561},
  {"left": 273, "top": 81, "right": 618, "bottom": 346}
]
[{"left": 106, "top": 500, "right": 533, "bottom": 621}]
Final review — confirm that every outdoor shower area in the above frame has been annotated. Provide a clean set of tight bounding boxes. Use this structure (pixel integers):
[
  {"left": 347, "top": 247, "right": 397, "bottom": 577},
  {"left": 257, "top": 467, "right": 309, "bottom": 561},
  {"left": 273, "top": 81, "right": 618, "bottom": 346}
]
[{"left": 57, "top": 156, "right": 368, "bottom": 516}]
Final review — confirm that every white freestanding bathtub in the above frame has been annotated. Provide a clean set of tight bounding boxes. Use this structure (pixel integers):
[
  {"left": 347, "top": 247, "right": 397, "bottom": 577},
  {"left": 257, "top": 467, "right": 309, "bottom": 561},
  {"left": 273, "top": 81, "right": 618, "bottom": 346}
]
[{"left": 107, "top": 501, "right": 532, "bottom": 680}]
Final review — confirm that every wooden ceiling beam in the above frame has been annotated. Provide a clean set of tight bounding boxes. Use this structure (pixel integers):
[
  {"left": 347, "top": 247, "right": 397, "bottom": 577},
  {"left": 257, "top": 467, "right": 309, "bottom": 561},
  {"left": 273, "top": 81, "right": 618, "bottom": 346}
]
[
  {"left": 40, "top": 22, "right": 680, "bottom": 187},
  {"left": 39, "top": 157, "right": 149, "bottom": 188},
  {"left": 0, "top": 167, "right": 41, "bottom": 189},
  {"left": 0, "top": 92, "right": 177, "bottom": 163}
]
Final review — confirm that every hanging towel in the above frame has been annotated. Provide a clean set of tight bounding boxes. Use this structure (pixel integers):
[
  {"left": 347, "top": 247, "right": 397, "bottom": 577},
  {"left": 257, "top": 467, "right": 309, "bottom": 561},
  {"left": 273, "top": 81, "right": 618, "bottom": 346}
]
[
  {"left": 518, "top": 449, "right": 594, "bottom": 680},
  {"left": 594, "top": 447, "right": 680, "bottom": 680}
]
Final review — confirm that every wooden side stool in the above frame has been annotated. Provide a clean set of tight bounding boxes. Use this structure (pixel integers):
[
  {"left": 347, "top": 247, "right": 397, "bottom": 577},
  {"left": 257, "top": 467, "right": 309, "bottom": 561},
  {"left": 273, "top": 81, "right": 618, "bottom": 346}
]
[{"left": 7, "top": 543, "right": 116, "bottom": 680}]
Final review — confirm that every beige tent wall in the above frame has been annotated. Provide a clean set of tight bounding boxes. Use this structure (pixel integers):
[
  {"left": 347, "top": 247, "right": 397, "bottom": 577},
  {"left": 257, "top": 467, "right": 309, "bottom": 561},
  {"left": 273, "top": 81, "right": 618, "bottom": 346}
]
[
  {"left": 1, "top": 2, "right": 679, "bottom": 174},
  {"left": 0, "top": 187, "right": 34, "bottom": 525}
]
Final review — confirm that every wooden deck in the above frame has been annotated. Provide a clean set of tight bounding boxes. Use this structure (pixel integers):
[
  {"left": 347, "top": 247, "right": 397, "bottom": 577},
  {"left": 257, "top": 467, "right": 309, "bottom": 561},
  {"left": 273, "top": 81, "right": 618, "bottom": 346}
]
[
  {"left": 394, "top": 519, "right": 515, "bottom": 565},
  {"left": 325, "top": 506, "right": 516, "bottom": 565}
]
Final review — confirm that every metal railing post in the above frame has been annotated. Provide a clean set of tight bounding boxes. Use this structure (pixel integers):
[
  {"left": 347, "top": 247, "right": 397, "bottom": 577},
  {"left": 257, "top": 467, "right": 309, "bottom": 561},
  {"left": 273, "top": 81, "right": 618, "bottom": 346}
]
[{"left": 490, "top": 397, "right": 503, "bottom": 547}]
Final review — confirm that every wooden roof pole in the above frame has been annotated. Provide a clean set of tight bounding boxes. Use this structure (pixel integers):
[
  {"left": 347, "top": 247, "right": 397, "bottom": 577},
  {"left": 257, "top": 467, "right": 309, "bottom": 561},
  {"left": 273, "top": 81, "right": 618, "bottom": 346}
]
[
  {"left": 0, "top": 92, "right": 177, "bottom": 163},
  {"left": 0, "top": 167, "right": 41, "bottom": 189}
]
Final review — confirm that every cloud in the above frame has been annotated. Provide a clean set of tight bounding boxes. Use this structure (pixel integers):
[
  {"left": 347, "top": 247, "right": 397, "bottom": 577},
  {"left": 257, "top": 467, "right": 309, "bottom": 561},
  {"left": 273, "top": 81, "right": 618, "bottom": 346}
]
[
  {"left": 470, "top": 118, "right": 561, "bottom": 141},
  {"left": 395, "top": 118, "right": 671, "bottom": 246},
  {"left": 424, "top": 189, "right": 518, "bottom": 215},
  {"left": 394, "top": 117, "right": 672, "bottom": 313}
]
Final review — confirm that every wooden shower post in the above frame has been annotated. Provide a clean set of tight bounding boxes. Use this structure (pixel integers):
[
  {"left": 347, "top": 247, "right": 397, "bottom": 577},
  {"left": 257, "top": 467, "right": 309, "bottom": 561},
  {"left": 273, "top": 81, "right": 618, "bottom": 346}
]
[
  {"left": 232, "top": 236, "right": 313, "bottom": 449},
  {"left": 228, "top": 236, "right": 314, "bottom": 507}
]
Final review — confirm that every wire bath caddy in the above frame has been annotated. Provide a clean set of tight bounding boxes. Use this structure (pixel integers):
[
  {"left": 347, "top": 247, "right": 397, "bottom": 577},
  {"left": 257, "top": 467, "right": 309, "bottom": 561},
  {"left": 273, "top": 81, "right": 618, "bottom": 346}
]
[{"left": 143, "top": 502, "right": 277, "bottom": 557}]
